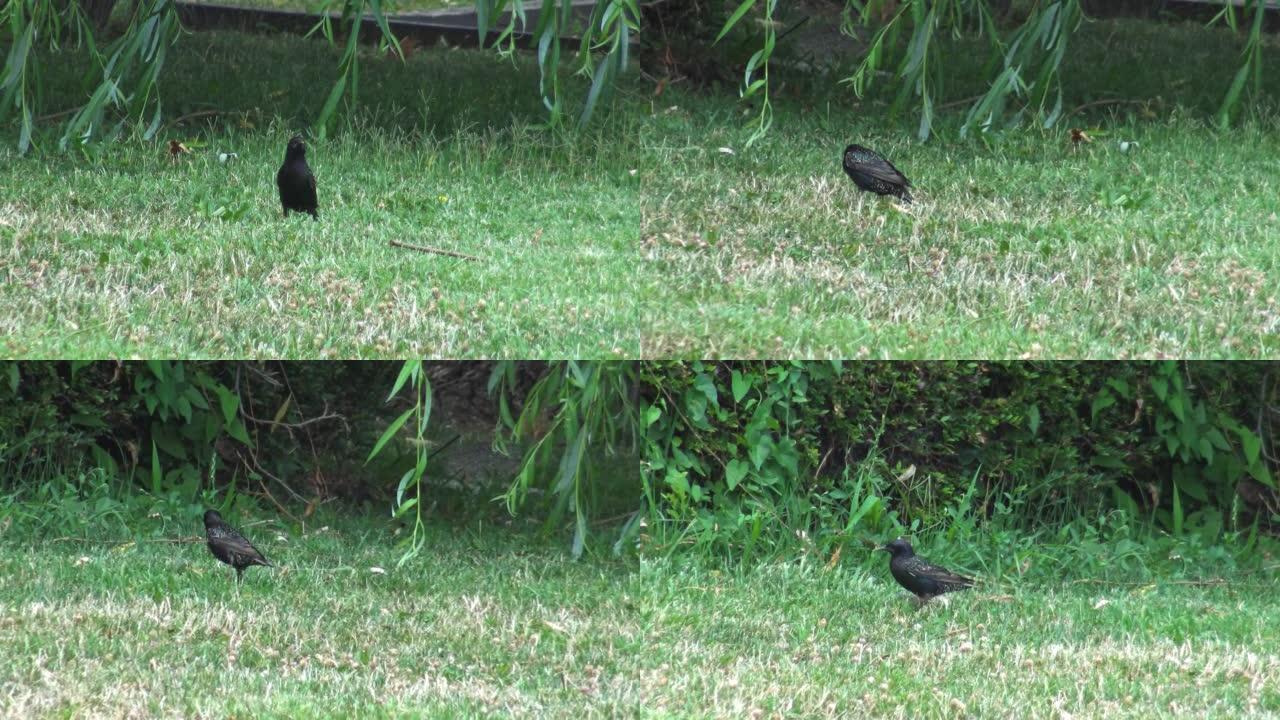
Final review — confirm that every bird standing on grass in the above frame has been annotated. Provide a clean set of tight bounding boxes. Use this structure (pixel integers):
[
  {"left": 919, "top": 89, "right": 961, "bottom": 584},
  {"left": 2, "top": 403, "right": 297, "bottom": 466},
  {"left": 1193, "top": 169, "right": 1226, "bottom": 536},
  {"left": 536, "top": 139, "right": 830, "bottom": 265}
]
[
  {"left": 276, "top": 135, "right": 318, "bottom": 220},
  {"left": 842, "top": 144, "right": 913, "bottom": 203},
  {"left": 878, "top": 538, "right": 973, "bottom": 602},
  {"left": 203, "top": 510, "right": 272, "bottom": 585}
]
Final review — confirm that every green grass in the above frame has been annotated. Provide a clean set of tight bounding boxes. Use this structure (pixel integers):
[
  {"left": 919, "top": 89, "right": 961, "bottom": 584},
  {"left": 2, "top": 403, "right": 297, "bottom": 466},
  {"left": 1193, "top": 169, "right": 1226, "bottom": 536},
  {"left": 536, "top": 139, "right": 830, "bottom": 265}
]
[
  {"left": 3, "top": 521, "right": 1278, "bottom": 717},
  {"left": 0, "top": 33, "right": 641, "bottom": 357},
  {"left": 4, "top": 18, "right": 1280, "bottom": 357},
  {"left": 636, "top": 18, "right": 1280, "bottom": 358}
]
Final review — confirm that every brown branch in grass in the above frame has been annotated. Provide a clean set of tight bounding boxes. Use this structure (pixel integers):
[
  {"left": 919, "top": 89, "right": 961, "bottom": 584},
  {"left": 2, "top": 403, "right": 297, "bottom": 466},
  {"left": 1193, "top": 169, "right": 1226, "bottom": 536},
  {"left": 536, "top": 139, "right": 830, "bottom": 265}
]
[
  {"left": 33, "top": 107, "right": 82, "bottom": 123},
  {"left": 389, "top": 239, "right": 480, "bottom": 261},
  {"left": 934, "top": 94, "right": 1154, "bottom": 121},
  {"left": 1064, "top": 98, "right": 1154, "bottom": 122},
  {"left": 51, "top": 536, "right": 202, "bottom": 545},
  {"left": 161, "top": 109, "right": 231, "bottom": 131},
  {"left": 1069, "top": 578, "right": 1225, "bottom": 588},
  {"left": 935, "top": 94, "right": 985, "bottom": 111},
  {"left": 589, "top": 511, "right": 641, "bottom": 528},
  {"left": 1067, "top": 574, "right": 1280, "bottom": 588}
]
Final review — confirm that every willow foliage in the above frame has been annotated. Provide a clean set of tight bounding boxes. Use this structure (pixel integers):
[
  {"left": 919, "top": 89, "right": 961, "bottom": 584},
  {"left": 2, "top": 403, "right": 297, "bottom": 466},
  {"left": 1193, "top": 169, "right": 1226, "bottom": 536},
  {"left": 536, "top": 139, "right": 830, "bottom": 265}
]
[{"left": 0, "top": 0, "right": 1269, "bottom": 152}]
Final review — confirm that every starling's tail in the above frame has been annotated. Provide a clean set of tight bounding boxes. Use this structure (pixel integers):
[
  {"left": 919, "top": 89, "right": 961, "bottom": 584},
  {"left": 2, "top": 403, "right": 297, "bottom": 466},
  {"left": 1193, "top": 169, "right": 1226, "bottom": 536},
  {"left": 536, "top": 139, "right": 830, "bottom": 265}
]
[{"left": 899, "top": 188, "right": 913, "bottom": 204}]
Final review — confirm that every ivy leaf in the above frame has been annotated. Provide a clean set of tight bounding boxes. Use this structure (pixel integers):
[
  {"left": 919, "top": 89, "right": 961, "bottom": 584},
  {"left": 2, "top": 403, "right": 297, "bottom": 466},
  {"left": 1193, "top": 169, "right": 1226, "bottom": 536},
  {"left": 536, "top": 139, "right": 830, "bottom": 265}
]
[
  {"left": 748, "top": 436, "right": 772, "bottom": 469},
  {"left": 731, "top": 370, "right": 749, "bottom": 404},
  {"left": 1239, "top": 428, "right": 1261, "bottom": 466},
  {"left": 694, "top": 373, "right": 718, "bottom": 405},
  {"left": 725, "top": 459, "right": 748, "bottom": 491},
  {"left": 1090, "top": 390, "right": 1115, "bottom": 422},
  {"left": 666, "top": 469, "right": 689, "bottom": 497}
]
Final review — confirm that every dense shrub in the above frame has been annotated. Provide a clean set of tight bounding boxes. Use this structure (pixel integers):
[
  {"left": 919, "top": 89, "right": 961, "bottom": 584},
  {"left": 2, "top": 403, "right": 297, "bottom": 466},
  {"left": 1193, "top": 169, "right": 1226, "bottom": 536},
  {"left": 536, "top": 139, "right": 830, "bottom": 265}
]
[
  {"left": 640, "top": 362, "right": 1278, "bottom": 558},
  {"left": 0, "top": 361, "right": 598, "bottom": 542},
  {"left": 0, "top": 362, "right": 398, "bottom": 519}
]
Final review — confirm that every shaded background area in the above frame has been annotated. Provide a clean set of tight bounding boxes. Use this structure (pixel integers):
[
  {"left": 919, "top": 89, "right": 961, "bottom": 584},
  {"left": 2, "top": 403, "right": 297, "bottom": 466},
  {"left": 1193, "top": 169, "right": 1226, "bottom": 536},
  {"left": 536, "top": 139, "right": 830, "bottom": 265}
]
[{"left": 0, "top": 361, "right": 638, "bottom": 544}]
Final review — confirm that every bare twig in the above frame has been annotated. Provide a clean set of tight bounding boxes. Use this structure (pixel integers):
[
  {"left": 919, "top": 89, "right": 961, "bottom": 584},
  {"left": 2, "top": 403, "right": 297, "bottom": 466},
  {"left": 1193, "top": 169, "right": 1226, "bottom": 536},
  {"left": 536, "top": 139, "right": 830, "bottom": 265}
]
[
  {"left": 389, "top": 239, "right": 480, "bottom": 261},
  {"left": 1064, "top": 576, "right": 1280, "bottom": 589},
  {"left": 33, "top": 107, "right": 82, "bottom": 123},
  {"left": 276, "top": 361, "right": 331, "bottom": 502},
  {"left": 936, "top": 94, "right": 984, "bottom": 111},
  {"left": 814, "top": 445, "right": 834, "bottom": 481},
  {"left": 239, "top": 401, "right": 347, "bottom": 432},
  {"left": 429, "top": 434, "right": 461, "bottom": 460},
  {"left": 590, "top": 511, "right": 640, "bottom": 528},
  {"left": 254, "top": 468, "right": 303, "bottom": 525},
  {"left": 161, "top": 109, "right": 231, "bottom": 131},
  {"left": 1064, "top": 98, "right": 1154, "bottom": 122},
  {"left": 51, "top": 536, "right": 202, "bottom": 545},
  {"left": 242, "top": 362, "right": 284, "bottom": 388}
]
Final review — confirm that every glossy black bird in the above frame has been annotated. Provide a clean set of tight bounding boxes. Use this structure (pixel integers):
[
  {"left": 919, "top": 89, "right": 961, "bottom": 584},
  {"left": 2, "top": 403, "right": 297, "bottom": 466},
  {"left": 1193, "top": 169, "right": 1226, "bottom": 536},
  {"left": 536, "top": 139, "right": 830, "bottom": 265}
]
[
  {"left": 878, "top": 538, "right": 973, "bottom": 601},
  {"left": 842, "top": 144, "right": 913, "bottom": 203},
  {"left": 276, "top": 135, "right": 318, "bottom": 220},
  {"left": 203, "top": 510, "right": 271, "bottom": 584}
]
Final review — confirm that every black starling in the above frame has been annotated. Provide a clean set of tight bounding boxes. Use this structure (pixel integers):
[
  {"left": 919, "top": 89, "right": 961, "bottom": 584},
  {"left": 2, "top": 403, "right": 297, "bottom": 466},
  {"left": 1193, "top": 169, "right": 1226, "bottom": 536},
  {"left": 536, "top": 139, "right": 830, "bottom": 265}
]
[
  {"left": 878, "top": 538, "right": 973, "bottom": 601},
  {"left": 276, "top": 135, "right": 318, "bottom": 220},
  {"left": 842, "top": 144, "right": 913, "bottom": 203},
  {"left": 203, "top": 510, "right": 272, "bottom": 584}
]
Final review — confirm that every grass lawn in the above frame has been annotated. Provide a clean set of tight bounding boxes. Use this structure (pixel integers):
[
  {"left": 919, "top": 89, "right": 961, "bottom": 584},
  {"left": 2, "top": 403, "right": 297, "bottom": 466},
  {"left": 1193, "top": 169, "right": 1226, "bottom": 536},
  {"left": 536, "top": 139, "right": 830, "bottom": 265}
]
[
  {"left": 3, "top": 521, "right": 1278, "bottom": 717},
  {"left": 637, "top": 18, "right": 1280, "bottom": 358},
  {"left": 3, "top": 18, "right": 1279, "bottom": 357},
  {"left": 0, "top": 33, "right": 641, "bottom": 358}
]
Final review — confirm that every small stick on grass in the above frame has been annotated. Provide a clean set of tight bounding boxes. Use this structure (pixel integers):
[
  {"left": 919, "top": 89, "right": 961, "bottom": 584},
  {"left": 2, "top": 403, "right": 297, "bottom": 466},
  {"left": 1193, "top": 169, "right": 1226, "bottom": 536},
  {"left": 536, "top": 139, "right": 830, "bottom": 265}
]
[
  {"left": 389, "top": 240, "right": 480, "bottom": 261},
  {"left": 1064, "top": 98, "right": 1154, "bottom": 122},
  {"left": 52, "top": 536, "right": 202, "bottom": 545},
  {"left": 162, "top": 109, "right": 232, "bottom": 131}
]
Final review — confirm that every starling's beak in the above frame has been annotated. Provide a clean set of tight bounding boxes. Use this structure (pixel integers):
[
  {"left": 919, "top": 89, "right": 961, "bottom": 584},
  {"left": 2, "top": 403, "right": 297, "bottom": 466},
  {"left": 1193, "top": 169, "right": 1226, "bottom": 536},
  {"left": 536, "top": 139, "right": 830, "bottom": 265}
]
[{"left": 875, "top": 545, "right": 889, "bottom": 552}]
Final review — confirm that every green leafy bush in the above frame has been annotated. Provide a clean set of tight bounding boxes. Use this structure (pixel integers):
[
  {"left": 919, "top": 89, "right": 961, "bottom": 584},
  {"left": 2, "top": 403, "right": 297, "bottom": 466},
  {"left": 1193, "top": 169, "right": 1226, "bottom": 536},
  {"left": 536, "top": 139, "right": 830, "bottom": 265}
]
[
  {"left": 640, "top": 361, "right": 1277, "bottom": 560},
  {"left": 0, "top": 361, "right": 333, "bottom": 535}
]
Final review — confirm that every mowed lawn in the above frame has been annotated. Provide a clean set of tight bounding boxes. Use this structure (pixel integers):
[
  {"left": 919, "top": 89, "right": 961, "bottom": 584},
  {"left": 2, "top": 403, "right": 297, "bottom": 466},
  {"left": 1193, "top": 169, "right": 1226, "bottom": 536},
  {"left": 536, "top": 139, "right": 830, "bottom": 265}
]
[
  {"left": 2, "top": 524, "right": 1278, "bottom": 717},
  {"left": 0, "top": 32, "right": 641, "bottom": 357},
  {"left": 4, "top": 19, "right": 1280, "bottom": 357},
  {"left": 637, "top": 19, "right": 1280, "bottom": 358}
]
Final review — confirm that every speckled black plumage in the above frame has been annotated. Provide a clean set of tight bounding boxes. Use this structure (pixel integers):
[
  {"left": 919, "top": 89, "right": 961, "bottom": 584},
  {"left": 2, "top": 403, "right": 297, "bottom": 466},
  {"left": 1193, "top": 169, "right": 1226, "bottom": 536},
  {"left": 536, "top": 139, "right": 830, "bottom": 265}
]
[
  {"left": 276, "top": 135, "right": 318, "bottom": 219},
  {"left": 203, "top": 510, "right": 271, "bottom": 584},
  {"left": 879, "top": 538, "right": 972, "bottom": 600},
  {"left": 842, "top": 144, "right": 913, "bottom": 203}
]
